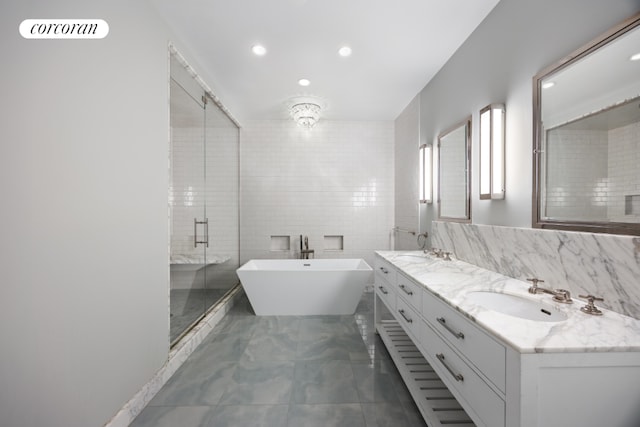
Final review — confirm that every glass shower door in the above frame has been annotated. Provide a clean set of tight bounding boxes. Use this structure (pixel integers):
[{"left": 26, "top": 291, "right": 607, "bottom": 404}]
[
  {"left": 202, "top": 95, "right": 240, "bottom": 313},
  {"left": 169, "top": 75, "right": 208, "bottom": 344}
]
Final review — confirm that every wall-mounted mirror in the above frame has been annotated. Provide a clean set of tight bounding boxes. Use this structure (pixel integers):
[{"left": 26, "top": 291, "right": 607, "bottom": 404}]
[
  {"left": 533, "top": 13, "right": 640, "bottom": 235},
  {"left": 438, "top": 118, "right": 471, "bottom": 222}
]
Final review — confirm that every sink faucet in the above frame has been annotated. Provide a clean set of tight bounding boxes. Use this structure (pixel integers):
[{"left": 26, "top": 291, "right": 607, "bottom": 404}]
[{"left": 526, "top": 278, "right": 573, "bottom": 304}]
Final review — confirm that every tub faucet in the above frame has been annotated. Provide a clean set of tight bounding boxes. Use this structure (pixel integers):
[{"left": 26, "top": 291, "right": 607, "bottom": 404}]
[{"left": 300, "top": 235, "right": 314, "bottom": 259}]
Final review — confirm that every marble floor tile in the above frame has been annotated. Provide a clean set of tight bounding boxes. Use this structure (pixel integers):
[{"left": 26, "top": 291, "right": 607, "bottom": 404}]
[
  {"left": 296, "top": 333, "right": 369, "bottom": 361},
  {"left": 361, "top": 402, "right": 410, "bottom": 427},
  {"left": 254, "top": 316, "right": 302, "bottom": 336},
  {"left": 287, "top": 404, "right": 366, "bottom": 427},
  {"left": 148, "top": 361, "right": 236, "bottom": 406},
  {"left": 130, "top": 406, "right": 215, "bottom": 427},
  {"left": 291, "top": 360, "right": 360, "bottom": 404},
  {"left": 242, "top": 332, "right": 299, "bottom": 361},
  {"left": 189, "top": 333, "right": 250, "bottom": 363},
  {"left": 207, "top": 404, "right": 289, "bottom": 427},
  {"left": 132, "top": 292, "right": 429, "bottom": 427},
  {"left": 208, "top": 314, "right": 260, "bottom": 338},
  {"left": 218, "top": 360, "right": 295, "bottom": 405},
  {"left": 352, "top": 361, "right": 401, "bottom": 403},
  {"left": 401, "top": 399, "right": 429, "bottom": 427},
  {"left": 298, "top": 316, "right": 360, "bottom": 339}
]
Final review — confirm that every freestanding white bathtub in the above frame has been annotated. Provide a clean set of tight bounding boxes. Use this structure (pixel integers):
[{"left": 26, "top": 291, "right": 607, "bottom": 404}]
[{"left": 236, "top": 259, "right": 373, "bottom": 315}]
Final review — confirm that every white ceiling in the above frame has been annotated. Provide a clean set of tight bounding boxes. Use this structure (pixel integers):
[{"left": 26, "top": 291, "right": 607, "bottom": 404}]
[{"left": 149, "top": 0, "right": 501, "bottom": 123}]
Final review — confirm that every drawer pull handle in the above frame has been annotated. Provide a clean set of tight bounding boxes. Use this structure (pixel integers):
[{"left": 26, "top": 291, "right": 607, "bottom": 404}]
[
  {"left": 379, "top": 267, "right": 388, "bottom": 274},
  {"left": 378, "top": 285, "right": 388, "bottom": 295},
  {"left": 399, "top": 284, "right": 414, "bottom": 296},
  {"left": 436, "top": 353, "right": 464, "bottom": 382},
  {"left": 398, "top": 309, "right": 413, "bottom": 323},
  {"left": 437, "top": 317, "right": 465, "bottom": 339}
]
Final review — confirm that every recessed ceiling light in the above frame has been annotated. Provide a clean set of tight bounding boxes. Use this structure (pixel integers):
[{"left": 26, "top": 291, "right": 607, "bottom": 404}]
[
  {"left": 542, "top": 81, "right": 555, "bottom": 89},
  {"left": 338, "top": 46, "right": 352, "bottom": 57},
  {"left": 251, "top": 44, "right": 267, "bottom": 56},
  {"left": 298, "top": 78, "right": 311, "bottom": 87},
  {"left": 630, "top": 52, "right": 640, "bottom": 61}
]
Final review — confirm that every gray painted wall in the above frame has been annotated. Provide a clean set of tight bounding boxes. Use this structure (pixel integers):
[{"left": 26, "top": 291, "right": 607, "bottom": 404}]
[
  {"left": 0, "top": 1, "right": 211, "bottom": 426},
  {"left": 414, "top": 0, "right": 640, "bottom": 236}
]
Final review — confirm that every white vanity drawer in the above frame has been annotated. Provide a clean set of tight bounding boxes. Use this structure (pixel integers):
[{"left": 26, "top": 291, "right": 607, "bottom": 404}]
[
  {"left": 396, "top": 272, "right": 422, "bottom": 312},
  {"left": 395, "top": 297, "right": 421, "bottom": 342},
  {"left": 375, "top": 257, "right": 396, "bottom": 285},
  {"left": 422, "top": 289, "right": 506, "bottom": 393},
  {"left": 375, "top": 281, "right": 395, "bottom": 312},
  {"left": 421, "top": 319, "right": 505, "bottom": 427}
]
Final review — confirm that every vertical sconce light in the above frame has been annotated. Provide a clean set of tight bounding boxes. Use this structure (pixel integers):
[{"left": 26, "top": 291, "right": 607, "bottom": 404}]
[
  {"left": 419, "top": 144, "right": 433, "bottom": 203},
  {"left": 479, "top": 104, "right": 505, "bottom": 200}
]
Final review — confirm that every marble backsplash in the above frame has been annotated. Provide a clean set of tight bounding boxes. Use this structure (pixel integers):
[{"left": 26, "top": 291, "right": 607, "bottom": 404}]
[{"left": 431, "top": 221, "right": 640, "bottom": 319}]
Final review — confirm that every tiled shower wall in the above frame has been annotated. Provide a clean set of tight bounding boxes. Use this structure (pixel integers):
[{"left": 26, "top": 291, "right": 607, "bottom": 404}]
[
  {"left": 170, "top": 125, "right": 239, "bottom": 289},
  {"left": 394, "top": 96, "right": 422, "bottom": 250},
  {"left": 432, "top": 221, "right": 640, "bottom": 319},
  {"left": 545, "top": 120, "right": 640, "bottom": 222},
  {"left": 609, "top": 121, "right": 640, "bottom": 222},
  {"left": 240, "top": 120, "right": 394, "bottom": 268},
  {"left": 545, "top": 129, "right": 608, "bottom": 221}
]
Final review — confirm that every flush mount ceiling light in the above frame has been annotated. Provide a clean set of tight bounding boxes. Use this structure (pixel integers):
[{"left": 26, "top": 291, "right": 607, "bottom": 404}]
[
  {"left": 251, "top": 44, "right": 267, "bottom": 56},
  {"left": 338, "top": 46, "right": 352, "bottom": 57},
  {"left": 298, "top": 78, "right": 311, "bottom": 87},
  {"left": 542, "top": 81, "right": 555, "bottom": 89},
  {"left": 286, "top": 96, "right": 326, "bottom": 129},
  {"left": 630, "top": 52, "right": 640, "bottom": 61}
]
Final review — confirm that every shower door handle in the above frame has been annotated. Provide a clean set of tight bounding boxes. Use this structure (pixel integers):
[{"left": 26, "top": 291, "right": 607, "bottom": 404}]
[{"left": 194, "top": 218, "right": 209, "bottom": 248}]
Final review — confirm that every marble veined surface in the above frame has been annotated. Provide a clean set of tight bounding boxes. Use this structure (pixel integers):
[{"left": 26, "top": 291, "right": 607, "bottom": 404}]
[
  {"left": 376, "top": 250, "right": 640, "bottom": 354},
  {"left": 431, "top": 221, "right": 640, "bottom": 319},
  {"left": 170, "top": 253, "right": 231, "bottom": 264}
]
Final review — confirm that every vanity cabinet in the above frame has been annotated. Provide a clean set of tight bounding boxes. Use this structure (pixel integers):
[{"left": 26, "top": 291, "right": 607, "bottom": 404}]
[
  {"left": 374, "top": 257, "right": 396, "bottom": 311},
  {"left": 374, "top": 252, "right": 640, "bottom": 427}
]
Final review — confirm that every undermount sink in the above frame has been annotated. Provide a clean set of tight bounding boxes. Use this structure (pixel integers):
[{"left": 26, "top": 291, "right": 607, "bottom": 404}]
[{"left": 465, "top": 291, "right": 568, "bottom": 322}]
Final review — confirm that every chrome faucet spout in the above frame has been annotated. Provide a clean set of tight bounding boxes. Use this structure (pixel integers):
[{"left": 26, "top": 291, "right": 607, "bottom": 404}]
[{"left": 526, "top": 278, "right": 573, "bottom": 303}]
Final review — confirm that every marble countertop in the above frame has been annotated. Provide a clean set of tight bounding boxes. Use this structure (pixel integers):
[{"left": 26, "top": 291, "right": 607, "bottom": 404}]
[{"left": 376, "top": 251, "right": 640, "bottom": 354}]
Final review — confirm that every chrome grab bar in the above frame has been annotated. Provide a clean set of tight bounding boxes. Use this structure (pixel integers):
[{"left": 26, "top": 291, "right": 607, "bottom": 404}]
[
  {"left": 399, "top": 284, "right": 413, "bottom": 296},
  {"left": 437, "top": 317, "right": 465, "bottom": 340},
  {"left": 194, "top": 218, "right": 209, "bottom": 248},
  {"left": 436, "top": 353, "right": 464, "bottom": 382},
  {"left": 398, "top": 309, "right": 413, "bottom": 323}
]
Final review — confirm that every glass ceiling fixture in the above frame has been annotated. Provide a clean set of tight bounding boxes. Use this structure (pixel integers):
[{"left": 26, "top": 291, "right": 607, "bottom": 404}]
[{"left": 286, "top": 96, "right": 325, "bottom": 129}]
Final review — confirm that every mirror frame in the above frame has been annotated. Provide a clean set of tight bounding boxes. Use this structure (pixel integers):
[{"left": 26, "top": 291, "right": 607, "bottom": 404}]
[
  {"left": 532, "top": 12, "right": 640, "bottom": 236},
  {"left": 437, "top": 117, "right": 472, "bottom": 223}
]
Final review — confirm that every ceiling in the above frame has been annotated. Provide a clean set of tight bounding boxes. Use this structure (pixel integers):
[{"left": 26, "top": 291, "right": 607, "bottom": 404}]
[{"left": 149, "top": 0, "right": 501, "bottom": 123}]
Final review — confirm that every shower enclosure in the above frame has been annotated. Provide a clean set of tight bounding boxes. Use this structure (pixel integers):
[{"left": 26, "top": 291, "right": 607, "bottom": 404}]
[{"left": 169, "top": 52, "right": 240, "bottom": 345}]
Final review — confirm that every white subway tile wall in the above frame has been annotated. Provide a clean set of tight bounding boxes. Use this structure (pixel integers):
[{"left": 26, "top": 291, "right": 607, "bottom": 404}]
[
  {"left": 608, "top": 121, "right": 640, "bottom": 222},
  {"left": 394, "top": 96, "right": 422, "bottom": 250},
  {"left": 170, "top": 123, "right": 239, "bottom": 290},
  {"left": 240, "top": 120, "right": 394, "bottom": 268},
  {"left": 545, "top": 121, "right": 640, "bottom": 223},
  {"left": 545, "top": 128, "right": 608, "bottom": 220}
]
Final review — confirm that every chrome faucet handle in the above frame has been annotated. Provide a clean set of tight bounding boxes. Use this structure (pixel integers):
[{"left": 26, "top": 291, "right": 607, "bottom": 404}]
[
  {"left": 526, "top": 278, "right": 544, "bottom": 294},
  {"left": 578, "top": 295, "right": 604, "bottom": 316},
  {"left": 442, "top": 251, "right": 452, "bottom": 261}
]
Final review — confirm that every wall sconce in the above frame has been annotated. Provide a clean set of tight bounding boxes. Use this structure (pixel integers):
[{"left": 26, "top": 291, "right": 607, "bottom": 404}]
[
  {"left": 419, "top": 144, "right": 433, "bottom": 203},
  {"left": 479, "top": 104, "right": 505, "bottom": 200}
]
